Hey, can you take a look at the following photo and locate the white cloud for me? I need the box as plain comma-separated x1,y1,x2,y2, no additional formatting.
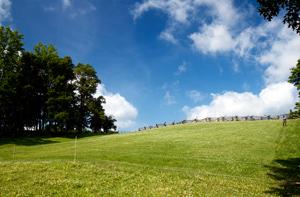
0,0,11,24
259,26,300,84
189,19,282,56
183,82,298,120
132,0,193,24
132,0,238,44
193,0,239,26
160,29,177,44
164,91,176,105
188,17,300,85
62,0,71,9
233,27,255,57
95,84,138,129
186,90,204,103
190,24,235,54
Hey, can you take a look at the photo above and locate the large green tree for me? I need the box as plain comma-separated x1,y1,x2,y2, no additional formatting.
257,0,300,35
73,63,100,132
33,43,77,132
0,26,24,136
18,51,45,131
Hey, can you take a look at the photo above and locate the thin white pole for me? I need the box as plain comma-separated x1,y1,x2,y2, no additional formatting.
74,136,77,162
12,144,16,161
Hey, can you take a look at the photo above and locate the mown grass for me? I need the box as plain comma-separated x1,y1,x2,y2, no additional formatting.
0,120,299,196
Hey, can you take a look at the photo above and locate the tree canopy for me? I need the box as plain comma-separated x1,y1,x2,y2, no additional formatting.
257,0,300,35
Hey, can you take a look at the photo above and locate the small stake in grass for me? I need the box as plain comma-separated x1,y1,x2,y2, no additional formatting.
12,144,16,161
74,136,77,162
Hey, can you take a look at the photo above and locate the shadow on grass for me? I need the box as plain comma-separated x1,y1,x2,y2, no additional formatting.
0,132,119,146
265,158,300,196
0,137,59,146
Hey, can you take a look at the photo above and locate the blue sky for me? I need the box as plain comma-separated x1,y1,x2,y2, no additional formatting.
1,0,299,131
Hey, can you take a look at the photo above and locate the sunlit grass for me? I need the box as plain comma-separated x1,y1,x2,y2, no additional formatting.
0,120,299,196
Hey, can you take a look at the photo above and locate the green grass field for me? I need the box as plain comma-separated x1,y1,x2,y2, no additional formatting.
0,120,299,196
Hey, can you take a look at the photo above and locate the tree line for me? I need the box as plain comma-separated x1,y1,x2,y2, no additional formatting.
0,26,116,137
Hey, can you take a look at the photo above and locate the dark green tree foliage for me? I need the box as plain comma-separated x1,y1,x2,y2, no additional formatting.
103,116,117,133
0,26,24,136
288,59,300,117
37,45,76,132
73,64,116,133
19,52,45,131
89,96,106,132
74,64,100,132
0,27,116,136
257,0,300,35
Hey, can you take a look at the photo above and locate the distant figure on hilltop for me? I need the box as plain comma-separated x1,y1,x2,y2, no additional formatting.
282,115,287,127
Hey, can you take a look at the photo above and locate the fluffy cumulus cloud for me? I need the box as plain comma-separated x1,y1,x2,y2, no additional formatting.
0,0,11,24
133,0,300,119
94,85,138,129
183,82,298,119
190,24,235,54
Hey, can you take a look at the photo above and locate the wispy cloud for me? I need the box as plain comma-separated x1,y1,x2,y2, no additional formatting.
0,0,11,24
132,0,239,45
44,0,96,18
62,0,71,9
186,90,204,103
164,91,176,105
132,0,192,24
232,61,240,73
175,62,187,75
160,29,177,44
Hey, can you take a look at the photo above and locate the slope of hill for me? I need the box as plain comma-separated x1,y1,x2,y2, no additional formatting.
0,120,299,196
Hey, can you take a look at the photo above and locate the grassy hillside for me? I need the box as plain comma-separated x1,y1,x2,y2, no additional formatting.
0,120,299,196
